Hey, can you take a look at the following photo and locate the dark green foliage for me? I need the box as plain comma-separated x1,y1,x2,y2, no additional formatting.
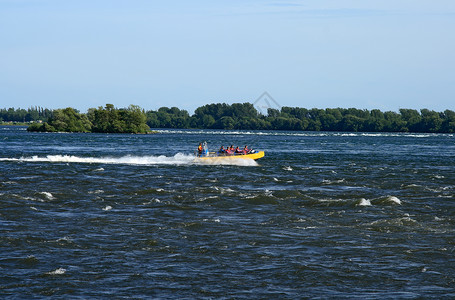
1,106,52,123
27,107,91,132
161,103,453,133
89,104,150,133
1,102,450,133
27,104,150,133
146,107,190,129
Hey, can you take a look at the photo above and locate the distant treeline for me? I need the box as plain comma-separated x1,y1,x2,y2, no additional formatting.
0,107,52,123
2,103,455,133
147,103,455,133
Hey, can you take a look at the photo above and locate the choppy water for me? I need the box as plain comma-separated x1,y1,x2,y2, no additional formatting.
1,126,455,298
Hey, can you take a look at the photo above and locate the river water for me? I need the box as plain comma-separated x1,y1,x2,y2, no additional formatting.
1,126,454,298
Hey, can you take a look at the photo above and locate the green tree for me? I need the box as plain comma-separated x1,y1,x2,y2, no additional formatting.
441,110,455,133
399,109,421,132
420,109,442,133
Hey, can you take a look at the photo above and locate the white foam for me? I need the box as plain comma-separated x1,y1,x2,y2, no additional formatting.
322,179,346,185
195,157,259,166
1,153,258,166
39,192,55,200
2,181,17,185
103,205,112,211
88,189,104,194
56,236,72,243
283,166,293,171
358,198,371,206
155,129,451,138
46,268,66,275
387,196,402,205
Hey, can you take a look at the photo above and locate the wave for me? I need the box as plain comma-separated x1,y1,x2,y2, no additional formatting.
155,129,453,138
46,268,66,275
0,153,258,166
38,192,55,200
357,198,372,206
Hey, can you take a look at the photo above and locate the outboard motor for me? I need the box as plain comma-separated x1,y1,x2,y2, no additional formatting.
202,141,208,156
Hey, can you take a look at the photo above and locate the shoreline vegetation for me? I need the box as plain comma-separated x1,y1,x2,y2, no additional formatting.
1,103,455,134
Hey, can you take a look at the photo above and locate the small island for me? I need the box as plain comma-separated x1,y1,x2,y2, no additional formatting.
27,104,151,134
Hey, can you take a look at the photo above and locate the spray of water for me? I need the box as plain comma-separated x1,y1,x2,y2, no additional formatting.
0,153,258,166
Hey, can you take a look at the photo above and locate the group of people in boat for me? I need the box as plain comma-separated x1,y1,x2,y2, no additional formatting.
197,143,254,157
218,145,253,156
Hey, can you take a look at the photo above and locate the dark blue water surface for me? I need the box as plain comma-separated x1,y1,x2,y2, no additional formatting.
1,126,455,298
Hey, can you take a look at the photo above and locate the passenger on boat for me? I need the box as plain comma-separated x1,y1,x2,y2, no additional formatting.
243,145,249,154
235,146,242,154
218,146,226,155
226,145,234,155
197,143,203,157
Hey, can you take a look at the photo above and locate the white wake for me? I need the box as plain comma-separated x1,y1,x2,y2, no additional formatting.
0,153,258,166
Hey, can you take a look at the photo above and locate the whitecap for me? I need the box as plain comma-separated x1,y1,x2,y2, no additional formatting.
103,205,112,211
403,184,420,188
2,181,17,185
56,236,72,243
39,192,55,200
358,198,371,206
46,268,66,275
387,196,402,205
283,166,293,171
88,189,104,194
322,179,345,185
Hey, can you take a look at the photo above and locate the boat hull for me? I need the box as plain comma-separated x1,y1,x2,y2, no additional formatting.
196,151,265,161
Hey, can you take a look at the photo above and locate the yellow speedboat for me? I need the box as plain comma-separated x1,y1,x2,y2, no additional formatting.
196,151,265,162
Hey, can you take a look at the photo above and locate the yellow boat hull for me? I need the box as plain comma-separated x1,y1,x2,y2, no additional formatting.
196,151,265,161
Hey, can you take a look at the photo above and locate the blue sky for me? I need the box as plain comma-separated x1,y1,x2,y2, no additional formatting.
1,0,454,113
